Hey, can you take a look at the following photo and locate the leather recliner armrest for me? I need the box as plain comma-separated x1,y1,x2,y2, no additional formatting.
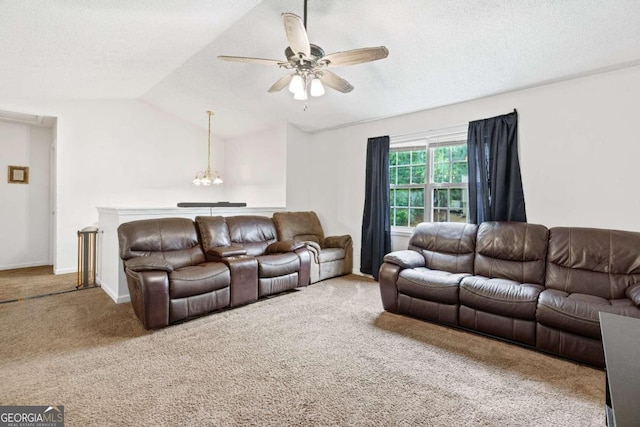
383,250,425,269
296,241,321,264
125,256,174,273
324,234,352,249
266,240,305,254
207,246,247,258
626,283,640,307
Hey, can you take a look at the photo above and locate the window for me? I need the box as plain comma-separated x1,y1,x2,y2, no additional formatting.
390,127,469,227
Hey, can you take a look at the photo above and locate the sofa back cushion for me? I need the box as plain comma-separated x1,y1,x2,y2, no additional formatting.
273,211,325,247
474,221,548,285
195,216,231,252
408,222,478,274
225,215,277,256
118,218,205,269
546,227,640,299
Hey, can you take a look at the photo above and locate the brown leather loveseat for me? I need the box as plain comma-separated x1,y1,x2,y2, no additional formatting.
379,221,640,367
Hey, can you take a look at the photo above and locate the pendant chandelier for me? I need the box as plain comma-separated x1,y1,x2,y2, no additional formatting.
192,111,223,186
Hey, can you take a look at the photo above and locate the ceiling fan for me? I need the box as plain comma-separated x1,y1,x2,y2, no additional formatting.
218,0,389,100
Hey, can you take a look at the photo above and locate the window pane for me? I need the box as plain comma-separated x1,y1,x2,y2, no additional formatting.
389,166,397,185
449,188,462,208
412,150,426,165
433,146,450,163
451,162,468,183
395,208,409,227
389,189,395,207
451,145,467,161
410,208,425,227
410,188,424,207
396,189,409,207
397,151,410,165
390,207,396,226
411,166,425,184
433,163,451,183
434,189,448,207
389,151,397,166
397,166,410,184
450,209,467,223
433,209,448,222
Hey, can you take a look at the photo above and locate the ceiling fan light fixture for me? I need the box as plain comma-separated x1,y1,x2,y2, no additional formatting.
310,77,325,97
289,74,304,93
293,87,308,100
218,0,389,99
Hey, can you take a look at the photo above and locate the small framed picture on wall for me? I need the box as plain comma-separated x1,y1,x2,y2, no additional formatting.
8,165,29,184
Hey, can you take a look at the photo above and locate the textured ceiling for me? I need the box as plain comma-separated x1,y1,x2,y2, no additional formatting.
2,1,640,137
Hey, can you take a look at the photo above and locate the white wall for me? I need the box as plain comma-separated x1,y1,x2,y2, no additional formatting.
285,123,313,212
0,99,227,274
3,64,639,277
286,65,640,272
0,121,52,269
223,122,287,207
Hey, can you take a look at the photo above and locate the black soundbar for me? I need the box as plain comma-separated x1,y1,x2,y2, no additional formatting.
177,202,247,208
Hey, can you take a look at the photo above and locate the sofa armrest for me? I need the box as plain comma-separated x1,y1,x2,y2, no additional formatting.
626,283,640,307
125,269,170,329
266,240,305,254
300,240,321,264
207,246,247,258
383,250,425,269
124,256,174,273
324,234,352,249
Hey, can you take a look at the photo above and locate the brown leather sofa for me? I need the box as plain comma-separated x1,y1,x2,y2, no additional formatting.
118,215,312,329
379,221,640,367
273,211,353,283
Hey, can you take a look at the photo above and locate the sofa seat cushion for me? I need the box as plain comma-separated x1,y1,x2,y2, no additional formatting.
397,268,469,305
169,262,230,299
460,276,544,320
318,248,345,263
257,253,300,278
536,289,640,339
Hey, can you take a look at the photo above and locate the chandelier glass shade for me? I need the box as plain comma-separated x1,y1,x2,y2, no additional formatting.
192,111,223,186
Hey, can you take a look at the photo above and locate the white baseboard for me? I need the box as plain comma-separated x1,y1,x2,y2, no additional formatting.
0,261,51,271
54,267,76,275
99,280,130,304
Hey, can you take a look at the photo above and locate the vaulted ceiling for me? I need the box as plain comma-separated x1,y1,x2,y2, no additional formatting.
2,0,640,137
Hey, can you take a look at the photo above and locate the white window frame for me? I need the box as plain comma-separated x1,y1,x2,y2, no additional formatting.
390,124,469,235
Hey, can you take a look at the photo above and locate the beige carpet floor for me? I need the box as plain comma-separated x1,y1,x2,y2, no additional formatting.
0,265,78,302
0,275,604,426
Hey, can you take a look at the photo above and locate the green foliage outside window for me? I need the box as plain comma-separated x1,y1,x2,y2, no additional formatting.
390,143,468,227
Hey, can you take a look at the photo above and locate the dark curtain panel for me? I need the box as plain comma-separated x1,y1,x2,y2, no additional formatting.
467,110,526,223
361,135,391,280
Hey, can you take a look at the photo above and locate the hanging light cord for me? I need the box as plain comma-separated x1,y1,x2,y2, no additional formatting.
206,111,213,175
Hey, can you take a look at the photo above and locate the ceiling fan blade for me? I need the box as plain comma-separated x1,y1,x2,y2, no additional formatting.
268,74,294,93
318,71,354,93
282,13,311,57
321,46,389,67
218,55,284,66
